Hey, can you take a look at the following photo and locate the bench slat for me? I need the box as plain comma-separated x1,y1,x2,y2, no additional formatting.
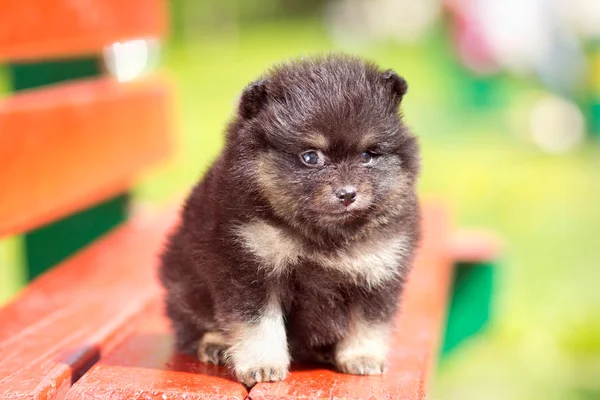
0,210,177,399
0,77,172,237
65,301,249,400
449,228,502,263
250,203,452,400
0,0,166,61
65,204,450,400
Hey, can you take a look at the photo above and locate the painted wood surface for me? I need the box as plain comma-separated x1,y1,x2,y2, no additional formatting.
65,301,249,400
0,0,167,61
0,210,177,399
0,77,172,237
449,228,502,263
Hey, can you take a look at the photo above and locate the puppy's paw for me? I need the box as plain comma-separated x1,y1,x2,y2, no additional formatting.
336,356,386,375
236,365,288,387
197,332,229,365
198,342,228,365
227,309,290,387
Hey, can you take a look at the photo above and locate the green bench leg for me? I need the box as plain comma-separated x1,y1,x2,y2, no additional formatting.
24,195,129,280
441,260,496,355
589,40,600,139
8,58,130,280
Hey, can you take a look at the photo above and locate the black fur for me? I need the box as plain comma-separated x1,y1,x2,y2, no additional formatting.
159,53,421,380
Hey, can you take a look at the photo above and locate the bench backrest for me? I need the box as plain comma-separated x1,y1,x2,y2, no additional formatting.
0,0,172,293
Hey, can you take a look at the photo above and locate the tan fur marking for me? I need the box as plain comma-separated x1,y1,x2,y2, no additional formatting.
237,219,409,285
235,221,303,276
255,154,298,217
358,131,378,149
200,331,228,346
316,234,410,287
304,133,329,150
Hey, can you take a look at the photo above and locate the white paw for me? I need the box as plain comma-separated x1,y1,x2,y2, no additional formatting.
227,295,290,387
236,364,288,387
337,356,386,375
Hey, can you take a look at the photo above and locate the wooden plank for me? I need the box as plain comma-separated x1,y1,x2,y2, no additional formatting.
249,203,452,400
0,209,177,400
65,302,249,400
0,0,167,62
449,228,502,263
0,77,172,237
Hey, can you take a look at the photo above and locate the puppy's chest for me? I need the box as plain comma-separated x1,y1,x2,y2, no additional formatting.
235,221,411,287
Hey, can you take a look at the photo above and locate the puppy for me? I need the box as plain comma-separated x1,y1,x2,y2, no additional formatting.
159,53,421,387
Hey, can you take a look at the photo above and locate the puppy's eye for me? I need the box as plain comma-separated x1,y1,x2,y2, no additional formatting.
360,151,374,165
300,150,322,167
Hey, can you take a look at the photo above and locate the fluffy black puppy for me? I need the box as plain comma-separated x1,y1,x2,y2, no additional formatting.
159,54,421,387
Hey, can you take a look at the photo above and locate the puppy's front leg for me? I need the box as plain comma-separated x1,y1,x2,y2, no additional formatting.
226,293,290,387
335,306,392,375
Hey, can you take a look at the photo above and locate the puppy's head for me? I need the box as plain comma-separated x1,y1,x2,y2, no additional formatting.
232,54,420,238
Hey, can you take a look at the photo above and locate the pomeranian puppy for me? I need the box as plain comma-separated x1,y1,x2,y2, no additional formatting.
159,53,421,387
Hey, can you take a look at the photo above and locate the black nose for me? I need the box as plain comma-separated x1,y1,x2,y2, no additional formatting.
335,187,357,206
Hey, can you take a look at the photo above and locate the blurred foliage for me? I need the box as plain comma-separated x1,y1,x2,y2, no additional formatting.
169,0,327,40
0,66,8,95
0,237,24,304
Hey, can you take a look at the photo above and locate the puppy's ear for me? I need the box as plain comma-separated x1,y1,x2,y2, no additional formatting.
239,79,268,119
381,69,408,106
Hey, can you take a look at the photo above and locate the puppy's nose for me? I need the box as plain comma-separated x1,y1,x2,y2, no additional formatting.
335,187,357,206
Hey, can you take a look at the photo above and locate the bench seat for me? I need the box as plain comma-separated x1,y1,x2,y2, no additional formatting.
62,203,451,400
0,202,500,399
0,210,177,399
64,301,248,400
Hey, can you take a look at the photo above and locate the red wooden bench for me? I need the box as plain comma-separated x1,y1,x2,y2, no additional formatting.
0,1,500,399
65,204,455,400
0,0,167,61
0,200,497,400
